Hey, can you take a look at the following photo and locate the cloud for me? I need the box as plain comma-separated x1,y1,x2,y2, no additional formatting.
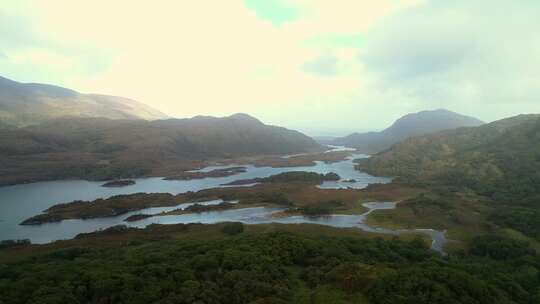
302,54,339,76
0,0,410,119
1,0,538,133
244,0,301,25
360,0,540,121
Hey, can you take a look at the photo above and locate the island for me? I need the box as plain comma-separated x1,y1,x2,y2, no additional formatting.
237,151,353,168
123,214,154,222
124,202,238,222
20,193,177,225
20,171,415,226
164,167,247,180
222,171,340,186
101,180,136,187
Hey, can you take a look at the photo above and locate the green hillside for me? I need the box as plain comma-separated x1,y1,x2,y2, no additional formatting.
0,114,322,185
358,114,540,241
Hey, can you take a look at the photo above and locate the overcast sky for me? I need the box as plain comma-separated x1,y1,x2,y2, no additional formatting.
1,0,539,135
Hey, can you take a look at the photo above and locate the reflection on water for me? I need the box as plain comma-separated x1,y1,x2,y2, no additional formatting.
0,146,391,242
128,201,446,254
280,144,355,159
0,144,447,253
128,199,238,216
0,196,447,254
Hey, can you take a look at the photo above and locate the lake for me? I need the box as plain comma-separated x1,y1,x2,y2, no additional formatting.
0,147,447,250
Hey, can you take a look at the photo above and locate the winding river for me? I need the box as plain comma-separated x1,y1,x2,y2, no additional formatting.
0,146,446,253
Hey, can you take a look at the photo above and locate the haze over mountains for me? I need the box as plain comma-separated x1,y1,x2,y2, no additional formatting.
0,75,329,185
0,75,167,127
330,109,484,154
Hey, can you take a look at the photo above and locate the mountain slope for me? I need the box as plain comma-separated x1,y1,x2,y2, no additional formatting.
0,114,323,185
0,75,167,127
357,114,540,204
332,109,484,154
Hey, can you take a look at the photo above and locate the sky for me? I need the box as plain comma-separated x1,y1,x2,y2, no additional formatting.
1,0,539,135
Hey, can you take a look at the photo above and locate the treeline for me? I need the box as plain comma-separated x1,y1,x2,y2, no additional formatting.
0,229,539,303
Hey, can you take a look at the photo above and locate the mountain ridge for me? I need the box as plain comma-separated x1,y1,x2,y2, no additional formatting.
357,113,540,205
0,113,323,185
331,109,484,154
0,75,168,127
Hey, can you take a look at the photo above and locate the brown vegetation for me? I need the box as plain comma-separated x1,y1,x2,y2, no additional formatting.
20,174,421,225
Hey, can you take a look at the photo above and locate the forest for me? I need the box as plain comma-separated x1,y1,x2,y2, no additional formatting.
0,223,539,304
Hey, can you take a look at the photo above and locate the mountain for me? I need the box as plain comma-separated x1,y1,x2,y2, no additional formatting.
0,113,323,185
331,109,484,154
357,114,540,205
0,75,167,127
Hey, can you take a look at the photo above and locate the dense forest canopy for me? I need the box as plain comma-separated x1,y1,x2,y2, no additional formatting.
1,225,539,304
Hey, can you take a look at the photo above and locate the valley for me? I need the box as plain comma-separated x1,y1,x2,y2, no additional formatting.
1,77,539,303
3,3,540,301
2,115,540,303
2,114,539,258
0,148,394,243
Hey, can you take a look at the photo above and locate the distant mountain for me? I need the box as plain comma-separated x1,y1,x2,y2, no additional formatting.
0,113,323,185
331,109,484,154
0,75,167,127
357,114,540,205
312,136,337,142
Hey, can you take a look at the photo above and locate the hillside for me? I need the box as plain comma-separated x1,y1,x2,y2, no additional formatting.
0,75,167,127
0,114,323,185
332,109,484,154
357,114,540,205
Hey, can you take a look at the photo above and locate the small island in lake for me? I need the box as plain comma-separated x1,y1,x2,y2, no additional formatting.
223,171,340,186
124,202,238,222
20,171,403,226
164,167,247,180
182,202,237,213
101,180,136,187
124,214,154,222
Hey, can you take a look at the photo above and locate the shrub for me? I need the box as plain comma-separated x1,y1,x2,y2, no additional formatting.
222,222,244,235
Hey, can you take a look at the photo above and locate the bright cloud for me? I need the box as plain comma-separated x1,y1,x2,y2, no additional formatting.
1,0,539,134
